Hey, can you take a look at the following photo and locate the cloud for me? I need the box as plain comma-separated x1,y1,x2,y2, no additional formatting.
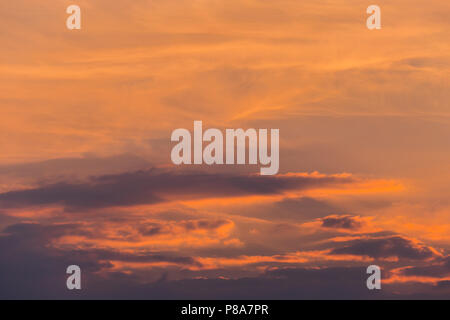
0,154,150,182
0,221,202,299
393,256,450,279
1,222,91,246
330,236,440,261
6,260,446,299
268,197,343,221
321,215,364,230
80,249,200,267
0,169,356,210
137,219,234,238
1,0,449,299
436,281,450,289
0,219,448,299
135,266,381,300
0,222,199,266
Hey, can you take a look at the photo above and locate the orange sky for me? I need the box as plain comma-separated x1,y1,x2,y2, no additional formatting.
0,0,449,299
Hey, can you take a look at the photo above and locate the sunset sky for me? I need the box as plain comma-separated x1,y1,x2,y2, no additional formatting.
0,0,449,299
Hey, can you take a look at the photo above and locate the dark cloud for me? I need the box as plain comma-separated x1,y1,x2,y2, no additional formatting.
0,179,163,210
0,235,381,300
396,57,450,69
330,236,438,260
0,212,20,228
137,219,231,237
215,196,344,224
7,262,445,299
0,222,107,299
2,222,92,246
81,249,200,267
127,267,382,300
0,154,150,180
0,169,355,211
182,219,230,231
321,215,363,230
0,221,448,299
139,223,164,236
436,281,450,289
1,222,198,266
0,222,200,299
273,197,342,221
396,256,450,278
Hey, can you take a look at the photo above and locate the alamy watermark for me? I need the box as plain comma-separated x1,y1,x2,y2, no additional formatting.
66,265,81,290
66,5,81,30
366,5,381,30
171,121,279,175
366,265,381,290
